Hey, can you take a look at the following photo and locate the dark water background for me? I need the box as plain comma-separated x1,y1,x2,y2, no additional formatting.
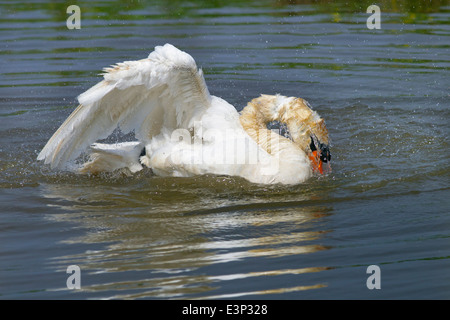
0,0,449,299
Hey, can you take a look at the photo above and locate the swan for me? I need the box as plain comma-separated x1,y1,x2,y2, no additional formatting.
37,44,331,185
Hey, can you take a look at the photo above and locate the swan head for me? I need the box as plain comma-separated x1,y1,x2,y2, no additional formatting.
264,95,330,174
240,94,332,174
308,134,331,174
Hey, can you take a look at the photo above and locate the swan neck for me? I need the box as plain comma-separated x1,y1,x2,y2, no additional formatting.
239,95,302,155
240,95,317,151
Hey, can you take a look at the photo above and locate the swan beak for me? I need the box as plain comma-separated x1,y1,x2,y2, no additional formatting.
309,151,324,174
308,140,331,174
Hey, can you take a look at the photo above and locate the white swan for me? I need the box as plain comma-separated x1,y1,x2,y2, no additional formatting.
38,44,331,185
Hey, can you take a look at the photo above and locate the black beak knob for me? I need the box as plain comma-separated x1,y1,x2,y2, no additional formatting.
320,144,331,163
310,136,317,152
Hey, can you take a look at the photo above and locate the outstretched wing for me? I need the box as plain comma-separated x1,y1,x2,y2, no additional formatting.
37,44,212,169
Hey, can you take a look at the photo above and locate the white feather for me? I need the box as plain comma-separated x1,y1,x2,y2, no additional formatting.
38,44,318,184
38,44,211,169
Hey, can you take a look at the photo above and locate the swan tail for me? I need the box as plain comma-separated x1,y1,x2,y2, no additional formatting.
79,141,145,174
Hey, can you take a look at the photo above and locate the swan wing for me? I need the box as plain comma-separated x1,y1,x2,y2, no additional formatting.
37,44,212,169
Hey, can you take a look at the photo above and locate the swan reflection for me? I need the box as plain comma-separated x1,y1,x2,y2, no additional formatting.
41,176,333,298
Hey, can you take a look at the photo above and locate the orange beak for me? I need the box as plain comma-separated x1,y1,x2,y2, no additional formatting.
309,150,324,174
309,136,331,174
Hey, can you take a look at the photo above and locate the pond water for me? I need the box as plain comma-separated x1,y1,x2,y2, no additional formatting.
1,0,449,300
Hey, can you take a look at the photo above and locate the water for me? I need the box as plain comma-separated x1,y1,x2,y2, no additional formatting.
1,0,449,300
